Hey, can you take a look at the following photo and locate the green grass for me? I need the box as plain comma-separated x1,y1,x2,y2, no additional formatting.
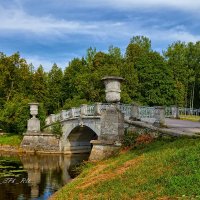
0,134,22,146
179,115,200,122
52,137,200,200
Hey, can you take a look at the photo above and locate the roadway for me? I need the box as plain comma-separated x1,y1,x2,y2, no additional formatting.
165,118,200,134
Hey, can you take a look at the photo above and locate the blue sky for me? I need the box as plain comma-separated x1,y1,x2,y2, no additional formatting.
1,0,200,71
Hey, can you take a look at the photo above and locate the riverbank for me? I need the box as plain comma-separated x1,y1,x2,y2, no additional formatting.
0,134,22,146
0,134,24,153
0,134,60,154
51,137,200,200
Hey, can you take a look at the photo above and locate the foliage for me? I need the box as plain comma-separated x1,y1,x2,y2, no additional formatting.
63,97,89,110
51,122,62,136
122,129,139,147
0,96,46,134
1,35,200,134
122,128,155,148
47,64,63,114
135,133,154,147
0,96,30,134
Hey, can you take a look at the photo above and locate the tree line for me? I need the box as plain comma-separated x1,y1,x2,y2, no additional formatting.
1,36,200,134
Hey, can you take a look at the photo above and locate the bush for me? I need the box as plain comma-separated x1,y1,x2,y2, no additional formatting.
122,128,155,148
135,134,154,146
51,122,62,136
122,130,139,147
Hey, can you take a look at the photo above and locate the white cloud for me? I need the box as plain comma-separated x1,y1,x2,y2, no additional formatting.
71,0,200,11
25,55,69,71
0,8,95,35
0,4,199,45
1,1,200,68
0,6,138,39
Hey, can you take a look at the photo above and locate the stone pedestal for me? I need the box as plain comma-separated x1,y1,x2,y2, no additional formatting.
27,118,40,133
20,133,60,153
21,102,60,152
130,103,140,121
89,140,121,161
89,105,124,161
94,102,102,115
100,105,124,142
153,106,165,127
171,106,180,119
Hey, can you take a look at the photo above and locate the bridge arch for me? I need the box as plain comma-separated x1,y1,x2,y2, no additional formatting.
61,118,101,153
68,125,98,144
61,118,101,140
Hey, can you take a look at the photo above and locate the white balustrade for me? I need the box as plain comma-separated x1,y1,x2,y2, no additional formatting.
119,104,132,117
45,103,200,126
139,107,155,119
74,108,81,117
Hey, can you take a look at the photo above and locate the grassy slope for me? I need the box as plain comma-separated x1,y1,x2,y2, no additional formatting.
52,137,200,200
0,134,22,146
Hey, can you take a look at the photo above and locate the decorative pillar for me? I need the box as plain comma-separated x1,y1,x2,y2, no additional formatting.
94,102,102,115
27,103,40,133
171,106,179,119
130,102,140,121
153,106,165,127
80,104,87,116
60,110,66,120
70,107,76,118
90,76,125,161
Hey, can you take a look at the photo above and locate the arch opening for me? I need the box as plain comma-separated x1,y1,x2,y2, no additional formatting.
67,125,98,154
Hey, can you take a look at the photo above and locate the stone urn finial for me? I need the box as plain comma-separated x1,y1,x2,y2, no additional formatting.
28,103,39,118
27,103,40,133
101,76,124,103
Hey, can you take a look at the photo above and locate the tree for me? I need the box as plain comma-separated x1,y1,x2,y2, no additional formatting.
164,41,190,106
32,65,48,103
186,42,200,108
130,36,151,52
47,63,63,114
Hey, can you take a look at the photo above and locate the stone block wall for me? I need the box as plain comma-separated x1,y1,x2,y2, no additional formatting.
20,133,60,153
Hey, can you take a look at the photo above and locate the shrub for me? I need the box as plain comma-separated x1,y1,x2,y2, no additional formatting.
122,128,155,148
135,133,154,146
122,130,139,147
51,122,62,136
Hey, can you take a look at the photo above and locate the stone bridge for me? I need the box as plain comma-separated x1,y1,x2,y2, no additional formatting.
21,76,200,160
44,103,177,154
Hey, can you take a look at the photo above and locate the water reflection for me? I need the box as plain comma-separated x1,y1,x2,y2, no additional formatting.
0,153,89,200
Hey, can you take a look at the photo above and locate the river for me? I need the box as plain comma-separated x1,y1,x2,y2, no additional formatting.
0,152,90,200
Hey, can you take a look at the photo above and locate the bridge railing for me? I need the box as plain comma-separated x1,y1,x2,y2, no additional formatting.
139,106,155,119
165,106,200,118
45,104,200,126
45,103,133,125
118,104,132,117
86,105,95,116
178,107,200,116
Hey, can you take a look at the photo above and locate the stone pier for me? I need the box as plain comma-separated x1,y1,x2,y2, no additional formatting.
89,76,124,161
21,103,60,153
